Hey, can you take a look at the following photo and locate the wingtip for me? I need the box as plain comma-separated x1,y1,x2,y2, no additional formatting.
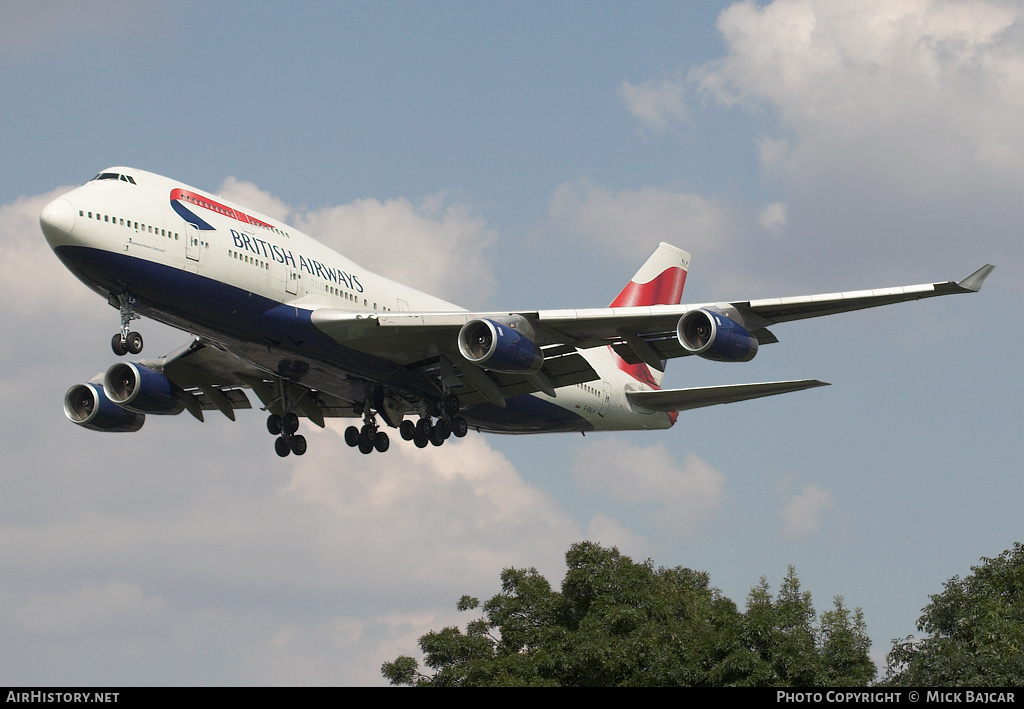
958,264,995,292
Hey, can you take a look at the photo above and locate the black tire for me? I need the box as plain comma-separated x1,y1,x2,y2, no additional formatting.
414,433,429,448
415,418,431,439
111,334,128,356
358,439,374,454
429,425,445,447
290,435,307,456
283,411,299,435
344,426,360,447
374,431,390,453
275,437,290,457
430,399,444,417
452,416,469,438
443,394,461,417
267,414,283,436
360,424,376,445
434,418,451,441
126,331,143,354
399,420,416,441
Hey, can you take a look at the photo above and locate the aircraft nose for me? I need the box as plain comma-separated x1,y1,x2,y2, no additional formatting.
40,197,76,244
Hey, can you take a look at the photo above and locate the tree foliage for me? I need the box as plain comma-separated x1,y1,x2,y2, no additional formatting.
885,543,1024,687
382,542,874,687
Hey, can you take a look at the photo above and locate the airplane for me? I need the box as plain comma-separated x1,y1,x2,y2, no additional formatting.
40,167,994,457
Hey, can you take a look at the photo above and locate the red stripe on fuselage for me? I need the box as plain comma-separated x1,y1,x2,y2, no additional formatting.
169,188,278,230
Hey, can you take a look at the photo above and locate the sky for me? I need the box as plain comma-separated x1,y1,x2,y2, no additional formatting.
1,0,1021,686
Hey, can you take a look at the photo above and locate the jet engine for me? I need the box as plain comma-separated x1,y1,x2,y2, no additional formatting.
103,362,187,415
64,382,145,432
677,309,758,362
458,318,543,373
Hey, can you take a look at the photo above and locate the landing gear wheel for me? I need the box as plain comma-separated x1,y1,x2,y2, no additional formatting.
344,426,360,447
429,423,446,447
126,331,143,355
443,394,461,418
358,439,374,454
275,437,291,457
360,424,376,446
267,414,283,436
111,334,128,356
415,418,431,439
434,419,451,441
414,434,429,449
289,435,307,456
373,431,390,453
452,416,469,438
430,399,444,417
282,412,299,435
399,420,416,441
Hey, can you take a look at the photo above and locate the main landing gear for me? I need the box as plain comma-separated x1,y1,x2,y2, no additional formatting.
111,294,143,356
268,411,307,457
344,394,468,454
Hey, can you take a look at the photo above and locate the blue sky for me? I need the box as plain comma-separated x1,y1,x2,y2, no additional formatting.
1,0,1021,685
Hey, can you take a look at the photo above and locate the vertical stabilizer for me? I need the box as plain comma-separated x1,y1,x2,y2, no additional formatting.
609,242,690,308
608,243,691,388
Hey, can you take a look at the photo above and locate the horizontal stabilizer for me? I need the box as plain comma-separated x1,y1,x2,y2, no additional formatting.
626,379,829,412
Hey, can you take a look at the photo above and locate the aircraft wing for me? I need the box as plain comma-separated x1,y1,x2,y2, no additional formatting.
309,265,993,401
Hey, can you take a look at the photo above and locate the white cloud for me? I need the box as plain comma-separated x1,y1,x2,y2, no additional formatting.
0,188,101,315
618,75,689,134
548,179,736,260
573,440,725,539
759,202,787,234
780,483,835,540
217,177,291,222
693,0,1024,195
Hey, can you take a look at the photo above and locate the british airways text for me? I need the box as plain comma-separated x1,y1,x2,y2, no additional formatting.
231,229,363,292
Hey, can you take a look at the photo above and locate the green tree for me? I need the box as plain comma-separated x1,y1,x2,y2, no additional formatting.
382,542,875,686
885,543,1024,687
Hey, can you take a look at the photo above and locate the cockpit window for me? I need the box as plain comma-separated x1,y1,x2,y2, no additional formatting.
92,172,136,184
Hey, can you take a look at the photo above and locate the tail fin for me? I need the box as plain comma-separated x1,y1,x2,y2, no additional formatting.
609,242,690,308
608,243,691,389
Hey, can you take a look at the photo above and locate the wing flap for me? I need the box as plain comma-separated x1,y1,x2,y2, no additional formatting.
626,379,829,412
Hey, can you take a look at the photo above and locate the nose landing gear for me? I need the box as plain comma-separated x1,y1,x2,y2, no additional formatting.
111,293,143,356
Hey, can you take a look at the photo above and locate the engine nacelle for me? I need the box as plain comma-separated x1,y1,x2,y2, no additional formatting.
677,309,758,362
458,318,543,373
103,363,187,415
64,383,145,432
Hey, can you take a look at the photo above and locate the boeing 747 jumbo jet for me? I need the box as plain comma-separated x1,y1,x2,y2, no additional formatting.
40,168,993,457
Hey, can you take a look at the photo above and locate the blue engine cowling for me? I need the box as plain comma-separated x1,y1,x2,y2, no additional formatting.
103,363,187,415
458,318,544,373
64,382,145,432
677,309,759,362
